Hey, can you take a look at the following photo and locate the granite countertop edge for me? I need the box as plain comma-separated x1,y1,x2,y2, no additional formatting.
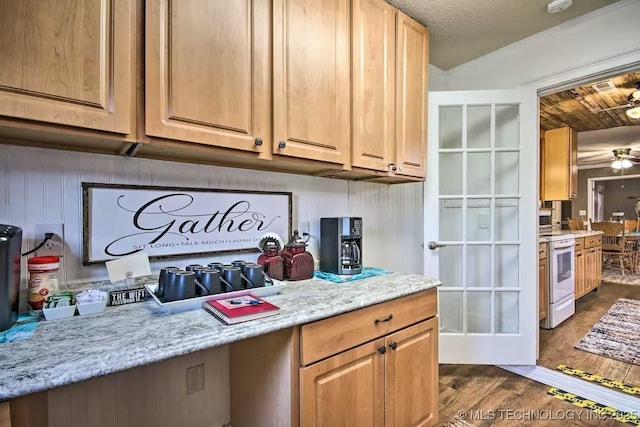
0,273,440,401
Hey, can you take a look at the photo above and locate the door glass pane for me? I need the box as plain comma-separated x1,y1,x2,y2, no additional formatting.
467,291,491,333
495,198,519,241
467,105,491,149
467,245,491,287
467,199,491,241
495,245,518,287
439,106,463,149
439,246,463,287
496,152,519,194
440,199,462,241
440,153,462,195
496,291,519,334
495,105,519,148
439,291,463,333
467,152,491,195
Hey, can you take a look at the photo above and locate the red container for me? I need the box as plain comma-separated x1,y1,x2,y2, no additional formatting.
281,230,314,281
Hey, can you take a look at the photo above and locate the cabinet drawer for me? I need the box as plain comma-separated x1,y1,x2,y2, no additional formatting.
300,288,437,366
574,237,584,251
538,243,547,260
585,235,601,249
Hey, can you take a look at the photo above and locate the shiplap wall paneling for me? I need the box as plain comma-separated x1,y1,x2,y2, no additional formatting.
0,145,426,286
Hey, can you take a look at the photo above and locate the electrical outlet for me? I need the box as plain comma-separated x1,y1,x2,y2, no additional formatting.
34,224,64,257
299,221,310,235
579,210,587,216
186,364,205,394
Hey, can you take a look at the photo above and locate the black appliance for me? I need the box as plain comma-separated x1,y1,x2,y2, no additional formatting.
320,217,362,275
0,225,22,332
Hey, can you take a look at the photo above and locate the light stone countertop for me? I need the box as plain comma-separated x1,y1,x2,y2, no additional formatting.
539,230,604,243
0,273,439,401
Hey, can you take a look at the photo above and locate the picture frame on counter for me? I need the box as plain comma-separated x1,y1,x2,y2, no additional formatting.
82,183,292,265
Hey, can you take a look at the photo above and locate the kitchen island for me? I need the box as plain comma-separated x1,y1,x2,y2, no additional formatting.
1,273,440,427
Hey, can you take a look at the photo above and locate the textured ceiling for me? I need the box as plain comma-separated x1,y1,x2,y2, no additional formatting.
386,0,619,70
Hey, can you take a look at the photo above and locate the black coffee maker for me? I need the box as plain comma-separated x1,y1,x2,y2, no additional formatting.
320,217,362,275
0,225,22,332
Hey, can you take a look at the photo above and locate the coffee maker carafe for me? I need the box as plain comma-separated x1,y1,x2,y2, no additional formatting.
320,217,362,275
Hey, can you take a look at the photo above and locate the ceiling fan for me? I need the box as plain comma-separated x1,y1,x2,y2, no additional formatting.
611,148,640,170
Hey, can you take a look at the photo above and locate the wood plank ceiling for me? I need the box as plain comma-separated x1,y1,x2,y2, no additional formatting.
540,71,640,131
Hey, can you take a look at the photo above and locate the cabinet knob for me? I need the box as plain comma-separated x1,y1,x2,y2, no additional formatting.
377,346,386,355
374,314,393,324
254,137,263,146
388,163,397,172
389,342,397,350
278,141,286,149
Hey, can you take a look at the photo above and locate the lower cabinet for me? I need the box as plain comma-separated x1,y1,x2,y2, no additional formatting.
300,318,438,427
575,235,602,300
231,288,439,427
538,243,548,321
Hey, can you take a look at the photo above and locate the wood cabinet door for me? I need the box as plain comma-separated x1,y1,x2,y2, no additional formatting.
587,247,599,292
0,0,134,134
569,127,578,199
575,251,585,299
385,317,438,427
300,338,385,427
395,12,428,178
273,0,350,164
145,0,270,153
542,127,577,200
351,0,395,172
596,246,602,286
539,259,548,321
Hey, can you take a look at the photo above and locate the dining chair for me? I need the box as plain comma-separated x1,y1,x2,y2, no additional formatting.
590,221,635,275
567,217,585,231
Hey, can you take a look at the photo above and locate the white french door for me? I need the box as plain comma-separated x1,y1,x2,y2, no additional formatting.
425,90,538,365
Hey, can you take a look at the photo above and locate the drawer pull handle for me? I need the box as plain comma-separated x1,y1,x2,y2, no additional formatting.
374,314,393,324
389,341,397,350
377,345,386,355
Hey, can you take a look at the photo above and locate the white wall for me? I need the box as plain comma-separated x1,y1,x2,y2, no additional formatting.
0,145,423,287
429,64,448,90
444,0,640,90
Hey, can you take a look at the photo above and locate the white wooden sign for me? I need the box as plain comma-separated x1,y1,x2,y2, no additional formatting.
82,183,292,264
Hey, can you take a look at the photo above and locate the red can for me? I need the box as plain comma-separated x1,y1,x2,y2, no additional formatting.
28,256,60,310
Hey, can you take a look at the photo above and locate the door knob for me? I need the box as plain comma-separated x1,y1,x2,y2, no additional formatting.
427,241,447,250
389,342,397,350
377,346,386,355
278,141,286,149
254,137,263,146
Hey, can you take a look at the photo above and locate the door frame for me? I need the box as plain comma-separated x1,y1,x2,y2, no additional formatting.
586,174,640,223
499,55,640,411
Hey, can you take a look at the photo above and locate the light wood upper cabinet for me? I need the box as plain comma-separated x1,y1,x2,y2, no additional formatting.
273,0,350,165
541,126,578,200
145,0,270,154
385,318,438,427
351,4,428,179
0,0,134,134
351,0,395,172
395,12,428,178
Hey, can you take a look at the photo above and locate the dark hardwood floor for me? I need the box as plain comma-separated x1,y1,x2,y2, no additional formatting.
538,281,640,385
437,282,639,427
